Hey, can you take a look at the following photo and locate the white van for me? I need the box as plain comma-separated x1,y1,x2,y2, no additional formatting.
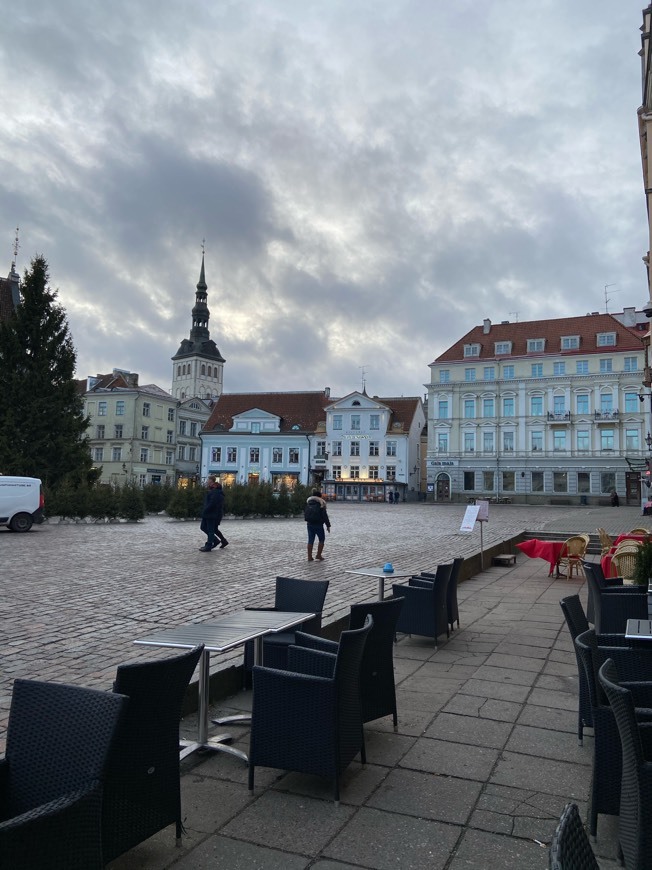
0,476,44,532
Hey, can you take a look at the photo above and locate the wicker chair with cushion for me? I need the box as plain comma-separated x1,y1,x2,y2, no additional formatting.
243,577,329,678
248,615,373,802
0,678,128,870
392,562,451,647
102,644,204,863
574,630,652,837
549,802,599,870
582,569,647,635
558,535,589,579
598,659,652,870
628,528,650,536
293,596,404,730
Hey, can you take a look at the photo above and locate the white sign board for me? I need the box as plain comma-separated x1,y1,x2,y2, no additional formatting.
460,504,480,533
476,499,489,521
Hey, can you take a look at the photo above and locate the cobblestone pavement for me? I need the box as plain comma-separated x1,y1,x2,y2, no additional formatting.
0,502,642,749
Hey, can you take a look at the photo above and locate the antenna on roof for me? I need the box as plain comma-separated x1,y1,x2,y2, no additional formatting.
509,311,519,323
604,283,622,313
11,227,19,270
359,364,369,393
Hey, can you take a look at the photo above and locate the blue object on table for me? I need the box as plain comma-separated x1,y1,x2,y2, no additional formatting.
383,563,394,573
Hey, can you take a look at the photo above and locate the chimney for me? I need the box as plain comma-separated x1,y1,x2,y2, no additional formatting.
622,306,636,326
324,386,330,398
483,318,491,334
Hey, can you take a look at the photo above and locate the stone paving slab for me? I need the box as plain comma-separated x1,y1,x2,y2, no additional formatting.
1,502,644,868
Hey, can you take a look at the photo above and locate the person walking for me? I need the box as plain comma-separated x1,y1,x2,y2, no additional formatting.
199,476,229,551
304,488,331,561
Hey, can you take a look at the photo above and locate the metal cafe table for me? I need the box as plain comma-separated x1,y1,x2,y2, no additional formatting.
345,567,414,601
625,619,652,641
134,609,315,763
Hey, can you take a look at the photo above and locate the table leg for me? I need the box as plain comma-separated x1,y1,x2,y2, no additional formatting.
213,638,262,728
378,577,384,601
180,649,248,763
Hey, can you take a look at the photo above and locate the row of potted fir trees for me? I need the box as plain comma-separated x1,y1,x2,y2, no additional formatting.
43,481,314,523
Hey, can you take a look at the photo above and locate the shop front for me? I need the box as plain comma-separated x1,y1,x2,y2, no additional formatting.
321,480,403,502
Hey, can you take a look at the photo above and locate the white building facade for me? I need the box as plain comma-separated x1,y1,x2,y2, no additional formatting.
427,313,649,505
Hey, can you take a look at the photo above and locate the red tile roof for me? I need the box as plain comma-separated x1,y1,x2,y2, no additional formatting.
204,391,333,433
433,314,645,363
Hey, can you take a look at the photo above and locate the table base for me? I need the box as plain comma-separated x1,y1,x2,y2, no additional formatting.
180,734,249,764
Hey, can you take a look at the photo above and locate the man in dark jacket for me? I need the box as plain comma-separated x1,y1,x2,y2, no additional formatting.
199,477,229,551
304,489,331,561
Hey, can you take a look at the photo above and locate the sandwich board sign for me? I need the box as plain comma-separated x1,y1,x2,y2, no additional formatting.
460,504,479,533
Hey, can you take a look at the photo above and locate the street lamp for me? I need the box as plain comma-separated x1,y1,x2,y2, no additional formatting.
646,433,652,451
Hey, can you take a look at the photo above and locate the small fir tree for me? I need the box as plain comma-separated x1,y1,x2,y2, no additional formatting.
0,255,91,488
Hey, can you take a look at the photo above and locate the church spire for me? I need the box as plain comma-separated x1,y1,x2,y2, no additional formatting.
190,252,210,342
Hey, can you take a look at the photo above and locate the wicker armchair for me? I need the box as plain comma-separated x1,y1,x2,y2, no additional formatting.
597,527,613,556
243,577,329,679
582,560,623,625
392,562,451,647
294,596,404,730
248,615,373,802
575,630,652,837
549,803,599,870
420,557,464,633
583,569,647,634
610,550,639,583
102,644,204,863
628,528,650,536
598,659,652,870
558,536,588,579
0,679,128,870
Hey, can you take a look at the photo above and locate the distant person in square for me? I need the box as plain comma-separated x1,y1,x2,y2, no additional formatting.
199,476,229,551
304,488,331,561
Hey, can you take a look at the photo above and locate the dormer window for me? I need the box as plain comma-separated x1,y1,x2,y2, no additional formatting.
597,332,616,347
464,343,480,357
527,338,545,353
561,335,579,350
495,341,512,355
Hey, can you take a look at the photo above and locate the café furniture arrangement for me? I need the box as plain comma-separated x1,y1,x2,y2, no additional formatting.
598,659,652,870
135,609,316,763
247,575,330,672
248,616,373,803
559,594,594,745
581,563,647,635
391,562,452,648
290,597,404,730
557,534,589,579
344,565,413,601
515,538,567,577
420,556,464,633
0,679,128,870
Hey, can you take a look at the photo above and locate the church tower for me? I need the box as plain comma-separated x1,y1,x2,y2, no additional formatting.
171,253,225,400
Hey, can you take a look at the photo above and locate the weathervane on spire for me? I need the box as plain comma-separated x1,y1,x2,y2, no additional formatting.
11,227,19,270
201,238,206,256
359,364,369,393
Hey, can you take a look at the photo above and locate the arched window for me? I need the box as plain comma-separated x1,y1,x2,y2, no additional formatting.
201,364,206,375
177,365,181,376
208,366,213,378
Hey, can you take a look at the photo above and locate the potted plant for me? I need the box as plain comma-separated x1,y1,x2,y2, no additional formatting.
632,541,652,586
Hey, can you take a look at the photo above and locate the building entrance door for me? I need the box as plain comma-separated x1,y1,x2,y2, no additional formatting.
626,472,640,505
436,473,451,501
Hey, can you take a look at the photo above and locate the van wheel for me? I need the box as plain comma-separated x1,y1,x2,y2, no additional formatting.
9,513,33,532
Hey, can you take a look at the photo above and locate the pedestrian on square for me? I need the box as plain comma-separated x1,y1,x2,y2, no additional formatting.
199,476,229,551
388,490,393,504
304,488,331,561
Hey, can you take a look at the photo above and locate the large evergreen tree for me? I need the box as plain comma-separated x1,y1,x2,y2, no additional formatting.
0,255,91,487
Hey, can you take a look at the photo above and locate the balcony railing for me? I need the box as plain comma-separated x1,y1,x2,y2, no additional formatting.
546,412,571,421
594,410,619,419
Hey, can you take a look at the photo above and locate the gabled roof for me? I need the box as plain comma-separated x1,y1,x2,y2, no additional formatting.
204,391,333,433
371,397,424,431
433,313,645,364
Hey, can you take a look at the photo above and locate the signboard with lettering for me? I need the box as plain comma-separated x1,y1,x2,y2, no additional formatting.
476,499,489,521
460,504,480,533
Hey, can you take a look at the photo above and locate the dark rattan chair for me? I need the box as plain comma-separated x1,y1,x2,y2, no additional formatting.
393,563,451,648
102,644,204,862
549,803,599,870
420,557,463,633
598,658,652,870
582,559,623,625
293,596,404,730
248,615,373,802
243,577,329,678
582,569,647,635
559,595,593,745
574,630,652,837
0,678,128,870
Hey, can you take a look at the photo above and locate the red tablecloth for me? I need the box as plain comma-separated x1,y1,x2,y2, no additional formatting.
516,540,565,576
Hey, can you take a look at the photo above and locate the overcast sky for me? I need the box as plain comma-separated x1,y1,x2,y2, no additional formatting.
1,0,649,399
